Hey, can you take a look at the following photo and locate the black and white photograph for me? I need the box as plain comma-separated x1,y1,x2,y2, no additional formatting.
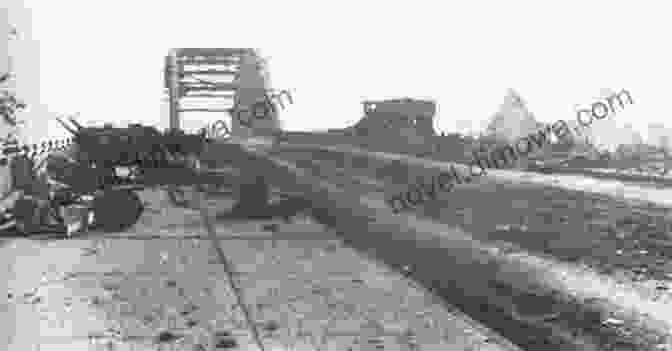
1,1,669,350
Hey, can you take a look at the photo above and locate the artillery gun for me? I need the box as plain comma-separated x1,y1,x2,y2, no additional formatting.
44,116,311,234
47,116,213,232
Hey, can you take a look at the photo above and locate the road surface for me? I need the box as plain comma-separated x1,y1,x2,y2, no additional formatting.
272,144,672,350
1,188,517,351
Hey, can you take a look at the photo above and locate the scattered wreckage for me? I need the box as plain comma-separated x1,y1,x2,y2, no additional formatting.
0,48,309,237
0,116,313,237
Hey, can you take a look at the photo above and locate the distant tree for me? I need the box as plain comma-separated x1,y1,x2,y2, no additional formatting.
485,89,541,142
0,88,26,127
0,27,26,132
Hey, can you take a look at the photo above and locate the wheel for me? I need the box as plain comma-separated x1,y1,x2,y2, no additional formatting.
92,190,144,232
166,186,190,208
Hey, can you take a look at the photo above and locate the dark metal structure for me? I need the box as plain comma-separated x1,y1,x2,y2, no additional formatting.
46,116,218,231
38,114,312,233
164,48,256,131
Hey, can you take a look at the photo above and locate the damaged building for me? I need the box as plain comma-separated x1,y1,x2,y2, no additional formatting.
348,98,437,155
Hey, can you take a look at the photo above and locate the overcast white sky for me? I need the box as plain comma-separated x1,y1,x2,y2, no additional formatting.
2,0,668,143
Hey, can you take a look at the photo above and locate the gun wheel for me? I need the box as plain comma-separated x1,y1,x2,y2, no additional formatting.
93,190,144,232
166,186,191,208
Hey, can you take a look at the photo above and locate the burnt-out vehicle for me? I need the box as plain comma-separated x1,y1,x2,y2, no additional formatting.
37,117,215,233
10,116,314,235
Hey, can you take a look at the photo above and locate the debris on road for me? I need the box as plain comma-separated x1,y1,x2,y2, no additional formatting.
155,330,184,344
603,318,625,326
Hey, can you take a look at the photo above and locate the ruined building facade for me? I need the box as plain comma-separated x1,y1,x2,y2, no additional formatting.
352,98,435,136
347,98,437,154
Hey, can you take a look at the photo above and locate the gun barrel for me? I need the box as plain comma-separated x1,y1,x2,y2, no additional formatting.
56,118,78,135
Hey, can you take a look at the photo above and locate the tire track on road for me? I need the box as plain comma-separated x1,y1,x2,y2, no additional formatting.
272,149,672,350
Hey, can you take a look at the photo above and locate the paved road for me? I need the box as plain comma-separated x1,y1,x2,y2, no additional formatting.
273,146,672,350
1,188,517,351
